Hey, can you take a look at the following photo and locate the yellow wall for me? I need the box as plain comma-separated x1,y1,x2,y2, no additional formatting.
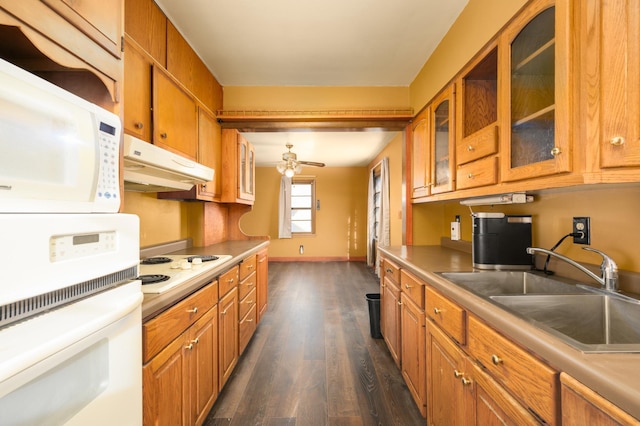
367,132,405,246
425,185,640,272
409,0,528,112
240,166,368,259
223,86,410,110
122,192,190,247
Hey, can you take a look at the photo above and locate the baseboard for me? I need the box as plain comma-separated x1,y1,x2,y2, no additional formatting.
270,256,367,262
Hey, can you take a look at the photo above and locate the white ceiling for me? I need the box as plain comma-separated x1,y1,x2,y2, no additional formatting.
154,0,469,166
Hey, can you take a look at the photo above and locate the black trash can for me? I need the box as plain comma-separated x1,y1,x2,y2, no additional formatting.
365,293,382,339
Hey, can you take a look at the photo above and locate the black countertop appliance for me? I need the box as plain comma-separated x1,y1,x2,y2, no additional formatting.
472,212,532,270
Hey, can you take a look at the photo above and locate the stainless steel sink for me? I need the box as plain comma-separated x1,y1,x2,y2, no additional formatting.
439,271,590,297
490,294,640,353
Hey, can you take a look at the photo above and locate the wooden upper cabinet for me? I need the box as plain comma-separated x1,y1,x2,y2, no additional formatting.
196,107,222,199
41,0,123,59
153,66,198,160
167,21,222,112
411,108,430,199
430,84,456,195
499,0,573,182
123,37,152,141
221,129,255,204
456,43,499,166
591,0,640,169
124,0,166,65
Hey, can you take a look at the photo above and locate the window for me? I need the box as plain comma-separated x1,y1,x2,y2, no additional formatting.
291,178,316,234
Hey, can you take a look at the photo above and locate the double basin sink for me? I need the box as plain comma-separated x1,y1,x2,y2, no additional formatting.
439,271,640,353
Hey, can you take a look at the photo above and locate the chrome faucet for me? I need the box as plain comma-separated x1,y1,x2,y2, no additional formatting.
526,247,619,292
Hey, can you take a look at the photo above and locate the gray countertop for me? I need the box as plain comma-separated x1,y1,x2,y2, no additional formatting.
379,245,640,421
141,239,269,321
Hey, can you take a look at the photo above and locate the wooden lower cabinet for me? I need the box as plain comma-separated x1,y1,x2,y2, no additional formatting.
381,275,401,366
143,305,219,426
257,248,268,322
561,373,639,426
218,286,239,390
427,321,539,425
401,292,426,416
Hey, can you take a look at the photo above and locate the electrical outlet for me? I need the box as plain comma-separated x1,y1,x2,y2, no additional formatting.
573,217,590,245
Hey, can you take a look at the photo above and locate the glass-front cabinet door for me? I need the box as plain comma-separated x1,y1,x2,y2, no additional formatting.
500,0,572,182
430,84,455,194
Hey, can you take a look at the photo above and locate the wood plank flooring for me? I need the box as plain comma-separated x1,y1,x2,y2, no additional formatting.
204,261,424,426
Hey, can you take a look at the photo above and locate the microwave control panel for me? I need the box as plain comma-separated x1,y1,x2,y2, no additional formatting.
96,121,120,205
49,231,116,262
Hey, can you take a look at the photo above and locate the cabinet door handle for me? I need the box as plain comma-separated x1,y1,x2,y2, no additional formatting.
397,300,403,306
222,308,229,315
386,268,392,273
186,307,198,314
550,146,561,156
610,136,625,146
491,354,503,365
160,132,168,139
246,300,254,304
454,370,464,378
134,122,144,129
246,318,254,322
433,308,442,315
185,343,193,350
404,283,413,289
191,338,199,345
247,265,254,269
461,377,472,386
467,173,474,179
228,278,235,284
467,145,474,151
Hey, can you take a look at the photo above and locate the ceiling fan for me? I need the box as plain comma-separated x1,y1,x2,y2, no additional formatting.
276,143,325,177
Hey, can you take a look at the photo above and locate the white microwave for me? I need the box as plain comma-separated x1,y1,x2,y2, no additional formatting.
0,58,121,213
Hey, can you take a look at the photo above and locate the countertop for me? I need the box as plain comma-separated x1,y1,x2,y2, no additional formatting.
379,245,640,421
140,239,269,321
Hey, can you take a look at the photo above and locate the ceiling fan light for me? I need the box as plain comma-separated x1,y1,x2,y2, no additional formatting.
284,167,295,178
276,162,287,174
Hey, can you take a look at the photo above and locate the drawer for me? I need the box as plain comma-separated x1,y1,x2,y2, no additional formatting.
239,254,257,280
456,156,498,190
425,286,466,345
219,266,239,298
143,281,217,362
238,270,256,300
456,124,498,165
383,276,401,298
382,258,401,285
468,315,559,424
239,303,257,354
400,269,425,310
239,286,257,319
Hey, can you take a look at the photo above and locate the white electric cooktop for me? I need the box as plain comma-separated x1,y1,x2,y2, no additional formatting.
138,254,232,294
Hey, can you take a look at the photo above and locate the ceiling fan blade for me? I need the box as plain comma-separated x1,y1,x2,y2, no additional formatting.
298,160,326,167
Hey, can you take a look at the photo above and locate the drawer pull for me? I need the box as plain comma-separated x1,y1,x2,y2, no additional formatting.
610,136,625,146
454,370,464,378
404,283,413,289
491,354,503,365
386,268,392,273
228,278,235,284
246,318,254,322
433,307,442,315
246,300,254,304
186,307,198,314
467,145,474,151
247,265,254,269
467,173,474,179
461,377,472,386
246,282,254,286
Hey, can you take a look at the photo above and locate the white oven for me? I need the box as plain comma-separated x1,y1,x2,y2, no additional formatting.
0,214,142,425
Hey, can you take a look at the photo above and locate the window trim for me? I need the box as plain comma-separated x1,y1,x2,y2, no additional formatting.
291,177,316,235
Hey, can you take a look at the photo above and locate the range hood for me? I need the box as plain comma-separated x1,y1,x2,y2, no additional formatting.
123,135,214,192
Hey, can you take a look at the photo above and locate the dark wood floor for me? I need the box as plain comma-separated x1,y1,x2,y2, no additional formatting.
204,261,425,426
